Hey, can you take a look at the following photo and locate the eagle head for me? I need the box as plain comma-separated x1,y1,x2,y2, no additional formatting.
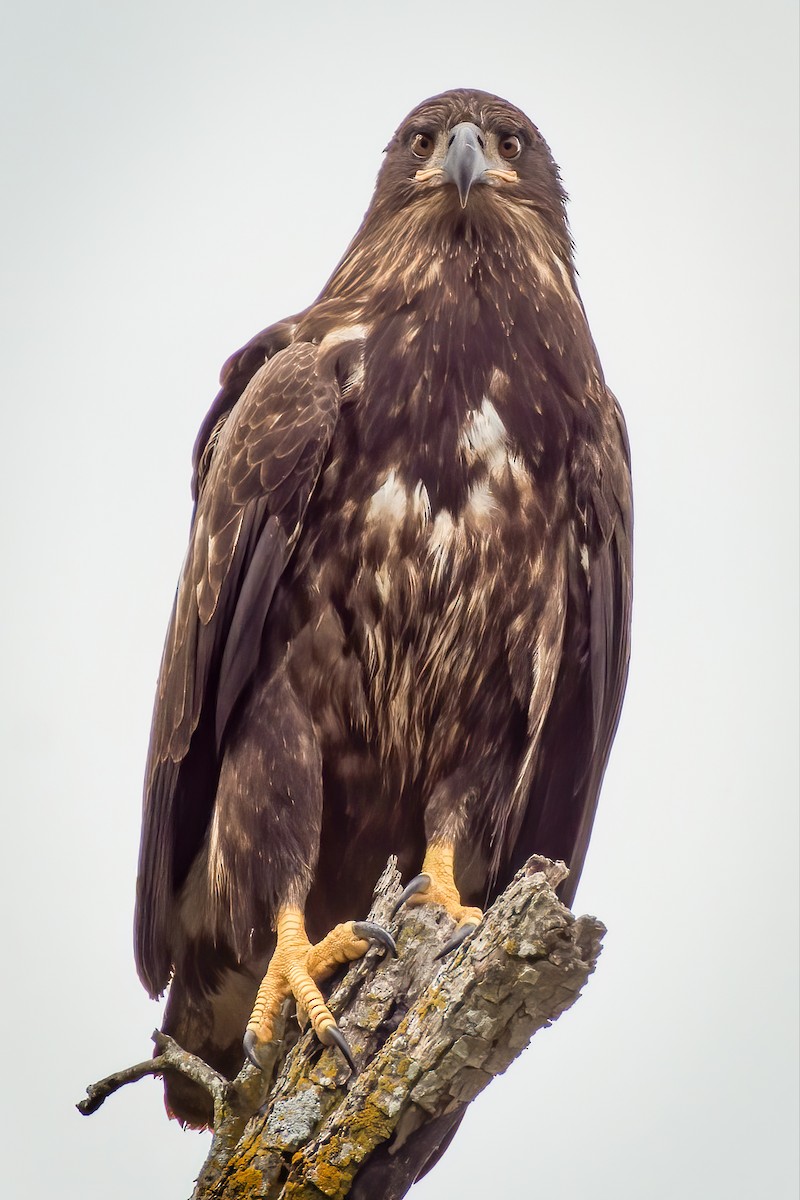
368,89,571,250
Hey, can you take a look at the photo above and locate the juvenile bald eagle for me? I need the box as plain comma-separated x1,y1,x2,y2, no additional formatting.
135,89,632,1132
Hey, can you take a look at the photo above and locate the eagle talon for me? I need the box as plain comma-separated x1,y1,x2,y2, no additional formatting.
320,1023,356,1072
394,844,484,952
351,920,397,956
242,1027,266,1069
435,920,479,959
391,873,432,917
245,908,386,1072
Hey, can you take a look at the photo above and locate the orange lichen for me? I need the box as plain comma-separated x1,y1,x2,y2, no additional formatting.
219,1162,264,1198
303,1158,345,1196
282,1093,398,1199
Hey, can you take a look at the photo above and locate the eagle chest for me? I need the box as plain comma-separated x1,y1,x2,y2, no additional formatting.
295,389,559,770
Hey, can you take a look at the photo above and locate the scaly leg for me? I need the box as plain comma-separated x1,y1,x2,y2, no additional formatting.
393,840,483,956
244,907,395,1070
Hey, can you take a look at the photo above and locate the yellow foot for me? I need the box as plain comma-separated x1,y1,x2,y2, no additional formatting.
393,841,483,956
244,909,395,1071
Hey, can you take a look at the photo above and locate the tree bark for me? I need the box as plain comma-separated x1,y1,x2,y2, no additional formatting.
79,857,604,1199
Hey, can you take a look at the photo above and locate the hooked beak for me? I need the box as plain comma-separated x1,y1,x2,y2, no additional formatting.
442,122,488,208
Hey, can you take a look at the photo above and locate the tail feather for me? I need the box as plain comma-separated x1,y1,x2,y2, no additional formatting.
161,966,261,1128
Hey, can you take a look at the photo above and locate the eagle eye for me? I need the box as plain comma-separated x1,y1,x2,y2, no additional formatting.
498,134,522,160
411,132,435,159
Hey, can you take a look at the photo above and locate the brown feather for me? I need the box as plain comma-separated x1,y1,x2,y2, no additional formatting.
134,88,632,1133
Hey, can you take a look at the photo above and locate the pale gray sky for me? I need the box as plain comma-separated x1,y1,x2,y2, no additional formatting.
1,2,797,1198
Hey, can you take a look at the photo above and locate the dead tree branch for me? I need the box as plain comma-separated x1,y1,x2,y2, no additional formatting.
77,1031,226,1117
79,858,604,1198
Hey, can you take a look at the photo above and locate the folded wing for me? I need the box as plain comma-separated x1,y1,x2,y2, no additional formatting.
135,340,341,996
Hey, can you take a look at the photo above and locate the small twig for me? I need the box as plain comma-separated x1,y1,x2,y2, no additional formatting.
77,1030,226,1117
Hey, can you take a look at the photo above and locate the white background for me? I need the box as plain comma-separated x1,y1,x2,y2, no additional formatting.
1,2,797,1197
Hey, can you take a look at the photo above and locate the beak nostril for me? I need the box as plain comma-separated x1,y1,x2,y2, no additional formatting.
447,134,455,148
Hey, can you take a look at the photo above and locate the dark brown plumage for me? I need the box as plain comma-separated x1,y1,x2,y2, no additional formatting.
134,88,632,1137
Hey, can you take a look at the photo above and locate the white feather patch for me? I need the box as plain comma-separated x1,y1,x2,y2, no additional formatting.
319,323,369,350
460,397,509,471
580,543,590,580
465,478,498,520
366,470,409,525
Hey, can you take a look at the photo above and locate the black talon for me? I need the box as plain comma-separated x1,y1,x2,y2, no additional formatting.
242,1029,262,1069
323,1024,356,1073
435,921,479,960
391,873,431,918
352,920,397,957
